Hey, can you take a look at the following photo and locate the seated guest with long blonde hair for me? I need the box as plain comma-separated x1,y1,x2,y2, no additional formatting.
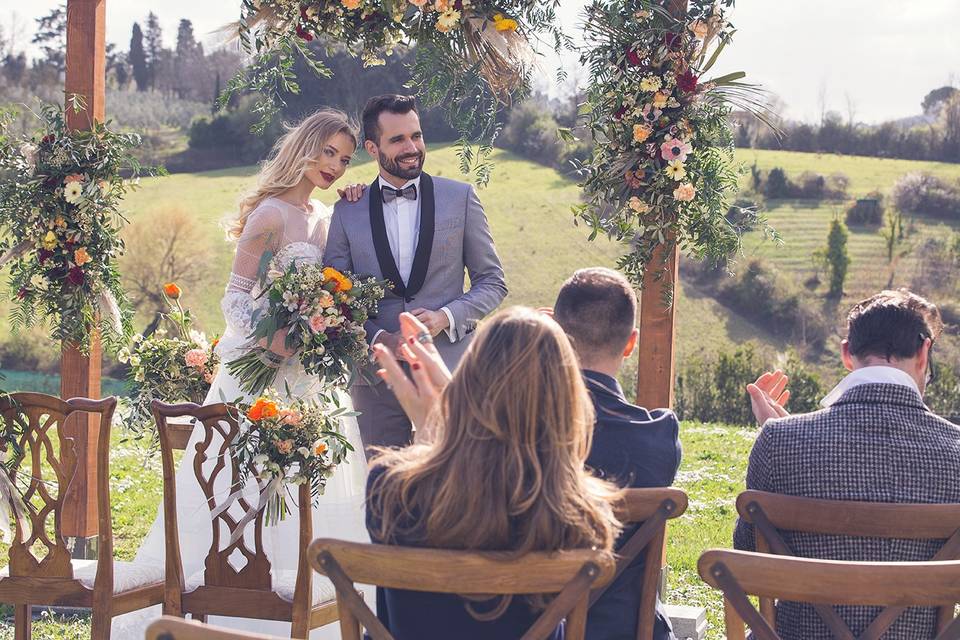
368,307,622,640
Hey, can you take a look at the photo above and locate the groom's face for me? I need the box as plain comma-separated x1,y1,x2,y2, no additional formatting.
366,110,426,182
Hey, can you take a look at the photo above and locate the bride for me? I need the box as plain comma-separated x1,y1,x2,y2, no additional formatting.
113,109,370,638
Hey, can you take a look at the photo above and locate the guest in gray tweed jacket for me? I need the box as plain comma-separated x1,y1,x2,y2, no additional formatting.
324,95,507,452
734,288,960,640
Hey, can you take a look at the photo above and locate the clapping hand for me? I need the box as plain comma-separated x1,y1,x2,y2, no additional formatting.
747,369,791,426
372,313,452,441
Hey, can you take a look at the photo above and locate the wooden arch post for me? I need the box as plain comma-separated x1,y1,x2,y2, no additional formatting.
635,0,688,410
62,0,105,558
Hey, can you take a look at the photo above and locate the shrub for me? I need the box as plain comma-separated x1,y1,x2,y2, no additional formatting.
675,345,825,425
927,363,960,417
845,191,885,226
499,100,566,168
892,172,960,219
763,167,792,198
188,96,285,165
762,167,848,200
719,259,831,349
826,217,850,297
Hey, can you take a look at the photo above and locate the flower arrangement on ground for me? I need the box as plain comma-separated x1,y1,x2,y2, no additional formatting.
0,99,152,351
227,263,387,395
226,0,567,182
575,0,778,286
229,390,353,527
120,284,219,444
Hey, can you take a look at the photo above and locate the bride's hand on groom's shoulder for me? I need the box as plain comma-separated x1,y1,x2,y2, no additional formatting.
336,183,366,203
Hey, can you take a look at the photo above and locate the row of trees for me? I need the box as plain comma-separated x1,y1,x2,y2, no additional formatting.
1,6,240,107
733,87,960,163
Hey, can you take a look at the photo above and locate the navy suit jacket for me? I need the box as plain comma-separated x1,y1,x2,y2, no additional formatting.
583,370,681,640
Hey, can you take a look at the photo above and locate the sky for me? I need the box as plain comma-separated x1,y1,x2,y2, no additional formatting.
5,0,959,124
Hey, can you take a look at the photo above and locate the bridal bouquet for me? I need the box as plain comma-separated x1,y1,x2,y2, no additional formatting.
227,264,387,395
120,283,219,444
226,390,353,528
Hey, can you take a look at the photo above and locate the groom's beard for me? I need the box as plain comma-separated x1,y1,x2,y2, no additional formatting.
379,149,424,181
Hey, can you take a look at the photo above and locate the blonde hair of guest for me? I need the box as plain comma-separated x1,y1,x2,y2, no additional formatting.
225,108,358,240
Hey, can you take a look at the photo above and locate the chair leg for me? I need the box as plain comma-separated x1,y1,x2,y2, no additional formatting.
90,608,112,640
14,604,31,640
292,607,310,638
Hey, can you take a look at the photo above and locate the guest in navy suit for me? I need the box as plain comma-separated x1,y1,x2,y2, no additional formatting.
367,307,623,640
554,268,682,640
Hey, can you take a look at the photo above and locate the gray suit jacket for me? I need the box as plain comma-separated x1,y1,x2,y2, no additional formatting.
323,173,507,382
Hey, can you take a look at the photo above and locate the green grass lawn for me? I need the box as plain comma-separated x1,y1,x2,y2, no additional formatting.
0,420,751,640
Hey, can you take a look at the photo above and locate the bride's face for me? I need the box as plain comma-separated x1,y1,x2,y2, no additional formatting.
304,132,355,190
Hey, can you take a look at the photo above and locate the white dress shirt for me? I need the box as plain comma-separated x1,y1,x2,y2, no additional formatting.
820,365,920,408
375,175,456,343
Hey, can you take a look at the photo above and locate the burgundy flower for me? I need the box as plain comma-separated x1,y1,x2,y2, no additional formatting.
663,32,681,50
67,266,85,286
625,47,643,67
295,24,314,41
17,288,28,300
41,134,55,145
613,105,628,121
37,249,53,264
454,0,463,9
678,69,699,93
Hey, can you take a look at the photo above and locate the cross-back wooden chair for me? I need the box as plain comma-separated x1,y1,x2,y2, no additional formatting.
0,392,164,639
734,490,960,639
308,538,616,640
587,487,688,640
698,549,960,640
147,615,285,639
153,400,339,638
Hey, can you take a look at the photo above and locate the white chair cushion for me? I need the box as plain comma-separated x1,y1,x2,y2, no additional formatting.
0,559,163,594
184,569,336,605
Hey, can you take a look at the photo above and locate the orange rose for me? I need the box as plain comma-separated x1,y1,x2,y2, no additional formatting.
163,282,182,299
247,397,271,421
321,267,353,292
260,401,279,419
314,442,328,455
73,247,92,266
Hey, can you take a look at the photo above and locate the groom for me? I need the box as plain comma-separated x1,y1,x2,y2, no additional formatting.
323,94,507,452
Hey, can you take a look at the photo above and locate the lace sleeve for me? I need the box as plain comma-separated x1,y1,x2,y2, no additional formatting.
221,204,285,336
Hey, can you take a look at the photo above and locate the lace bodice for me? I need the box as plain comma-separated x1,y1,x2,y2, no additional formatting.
221,198,329,340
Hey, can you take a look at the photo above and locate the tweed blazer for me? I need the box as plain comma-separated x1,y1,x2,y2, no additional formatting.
733,383,960,639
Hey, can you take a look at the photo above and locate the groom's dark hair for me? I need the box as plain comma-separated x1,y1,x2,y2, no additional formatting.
362,94,419,143
554,268,637,359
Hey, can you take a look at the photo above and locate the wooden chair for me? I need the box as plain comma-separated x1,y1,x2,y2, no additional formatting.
698,549,960,640
734,490,960,639
308,538,617,640
147,615,284,639
153,400,339,638
587,487,688,640
0,393,164,639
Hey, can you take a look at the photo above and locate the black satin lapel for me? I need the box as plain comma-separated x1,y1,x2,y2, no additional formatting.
405,173,435,301
368,178,405,298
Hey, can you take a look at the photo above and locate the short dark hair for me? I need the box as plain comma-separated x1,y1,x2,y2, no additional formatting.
846,288,943,360
362,94,419,143
554,268,637,359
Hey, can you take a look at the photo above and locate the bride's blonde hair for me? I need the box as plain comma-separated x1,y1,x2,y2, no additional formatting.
227,108,359,240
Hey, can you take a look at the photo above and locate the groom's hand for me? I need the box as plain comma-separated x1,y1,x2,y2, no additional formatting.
372,331,406,361
410,308,450,337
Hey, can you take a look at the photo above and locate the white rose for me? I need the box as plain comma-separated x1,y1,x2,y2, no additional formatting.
132,333,144,344
253,454,269,466
297,446,311,458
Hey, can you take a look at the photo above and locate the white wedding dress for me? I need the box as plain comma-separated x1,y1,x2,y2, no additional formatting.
113,198,369,639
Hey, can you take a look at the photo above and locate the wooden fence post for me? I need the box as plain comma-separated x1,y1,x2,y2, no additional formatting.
62,0,106,558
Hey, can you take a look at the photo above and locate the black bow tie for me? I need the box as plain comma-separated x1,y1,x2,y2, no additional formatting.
381,184,418,203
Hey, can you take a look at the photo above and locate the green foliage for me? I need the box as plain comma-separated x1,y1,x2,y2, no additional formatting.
221,0,568,183
826,216,851,297
892,172,960,219
761,166,849,200
926,362,960,417
188,96,286,165
576,0,771,285
0,101,153,353
676,344,825,425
